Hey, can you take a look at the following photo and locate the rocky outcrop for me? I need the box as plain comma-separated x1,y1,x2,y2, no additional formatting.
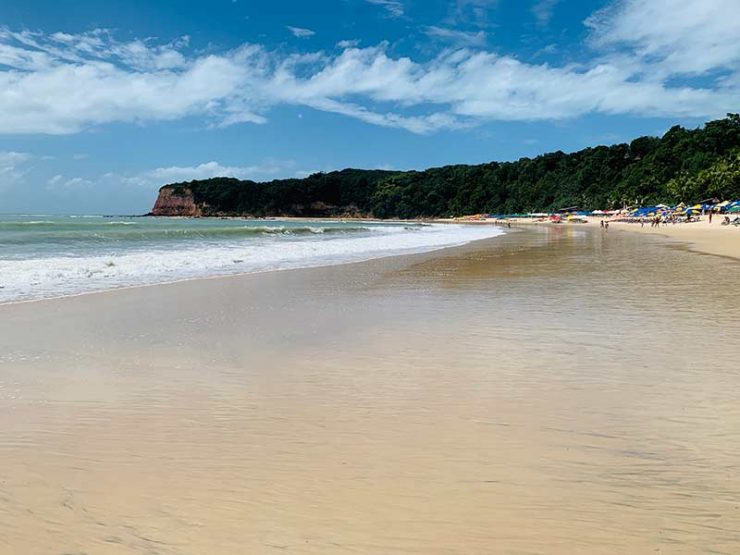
150,187,203,216
149,184,373,218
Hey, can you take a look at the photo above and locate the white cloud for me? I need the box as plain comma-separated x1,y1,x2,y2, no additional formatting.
365,0,404,18
337,39,361,49
586,0,740,75
531,0,560,27
424,26,487,47
0,2,738,137
287,26,315,39
141,160,292,183
46,174,93,190
0,31,251,133
0,151,32,190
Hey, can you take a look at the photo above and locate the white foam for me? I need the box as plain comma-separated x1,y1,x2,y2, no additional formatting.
0,224,504,303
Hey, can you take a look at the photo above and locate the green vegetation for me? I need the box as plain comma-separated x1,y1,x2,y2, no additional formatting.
160,114,740,218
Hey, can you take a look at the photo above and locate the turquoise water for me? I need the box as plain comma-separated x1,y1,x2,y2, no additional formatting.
0,214,504,302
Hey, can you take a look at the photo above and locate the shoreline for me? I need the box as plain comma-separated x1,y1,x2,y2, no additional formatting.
252,213,740,261
439,216,740,260
0,225,514,309
3,213,736,309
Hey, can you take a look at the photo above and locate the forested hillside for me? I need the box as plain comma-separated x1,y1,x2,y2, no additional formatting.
153,114,740,218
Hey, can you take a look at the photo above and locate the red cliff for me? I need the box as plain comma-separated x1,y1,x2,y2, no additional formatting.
150,187,203,216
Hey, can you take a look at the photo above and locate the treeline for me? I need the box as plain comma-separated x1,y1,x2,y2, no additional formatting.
161,114,740,218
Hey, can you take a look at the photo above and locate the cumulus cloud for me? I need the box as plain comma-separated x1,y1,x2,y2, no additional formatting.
287,26,315,39
11,158,295,200
0,0,738,136
141,160,292,183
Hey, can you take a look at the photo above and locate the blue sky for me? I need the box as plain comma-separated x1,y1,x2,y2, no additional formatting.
1,0,738,213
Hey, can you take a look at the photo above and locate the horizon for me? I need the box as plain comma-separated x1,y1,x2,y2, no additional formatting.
1,0,739,214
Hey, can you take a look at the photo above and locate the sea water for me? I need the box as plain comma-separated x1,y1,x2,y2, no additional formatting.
0,214,504,303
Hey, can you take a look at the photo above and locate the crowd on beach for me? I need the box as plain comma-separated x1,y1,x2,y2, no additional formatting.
608,200,740,227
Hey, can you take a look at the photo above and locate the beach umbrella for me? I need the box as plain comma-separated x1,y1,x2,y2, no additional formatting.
729,205,740,213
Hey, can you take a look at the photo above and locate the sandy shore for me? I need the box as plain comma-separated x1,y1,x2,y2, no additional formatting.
604,218,740,259
450,216,740,260
1,227,739,554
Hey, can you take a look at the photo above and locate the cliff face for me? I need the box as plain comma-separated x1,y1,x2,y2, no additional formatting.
149,178,377,218
150,187,203,216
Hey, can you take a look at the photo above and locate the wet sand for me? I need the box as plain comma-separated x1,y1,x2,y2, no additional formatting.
472,217,740,260
606,219,740,260
1,226,740,554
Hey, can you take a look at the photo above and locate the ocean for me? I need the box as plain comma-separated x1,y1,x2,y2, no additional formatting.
0,214,504,303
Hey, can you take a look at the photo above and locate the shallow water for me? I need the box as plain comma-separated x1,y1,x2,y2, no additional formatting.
0,215,503,303
1,226,739,554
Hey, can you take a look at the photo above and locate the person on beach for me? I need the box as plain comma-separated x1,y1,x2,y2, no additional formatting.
709,211,713,224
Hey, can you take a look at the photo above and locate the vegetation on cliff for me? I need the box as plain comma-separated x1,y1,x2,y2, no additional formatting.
156,114,740,218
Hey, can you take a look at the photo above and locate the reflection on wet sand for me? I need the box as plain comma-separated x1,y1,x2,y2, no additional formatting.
1,227,739,554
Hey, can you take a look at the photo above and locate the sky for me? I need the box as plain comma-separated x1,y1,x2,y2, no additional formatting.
1,0,739,214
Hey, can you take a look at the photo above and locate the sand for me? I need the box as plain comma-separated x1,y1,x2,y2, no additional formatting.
605,219,740,259
465,216,740,260
1,227,739,554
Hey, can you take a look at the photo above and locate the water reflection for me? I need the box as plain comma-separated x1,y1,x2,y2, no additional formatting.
1,227,739,554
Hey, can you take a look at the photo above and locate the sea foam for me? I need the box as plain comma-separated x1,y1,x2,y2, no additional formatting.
0,219,504,303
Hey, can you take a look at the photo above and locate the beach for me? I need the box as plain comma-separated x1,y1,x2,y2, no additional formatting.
1,226,740,554
471,216,740,260
605,219,740,260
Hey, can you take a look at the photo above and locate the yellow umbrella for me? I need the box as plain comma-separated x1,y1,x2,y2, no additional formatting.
717,200,730,207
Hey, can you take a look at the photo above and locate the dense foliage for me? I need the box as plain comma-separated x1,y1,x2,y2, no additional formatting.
162,114,740,218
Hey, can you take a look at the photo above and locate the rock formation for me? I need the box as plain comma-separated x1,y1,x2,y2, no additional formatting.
150,187,203,216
